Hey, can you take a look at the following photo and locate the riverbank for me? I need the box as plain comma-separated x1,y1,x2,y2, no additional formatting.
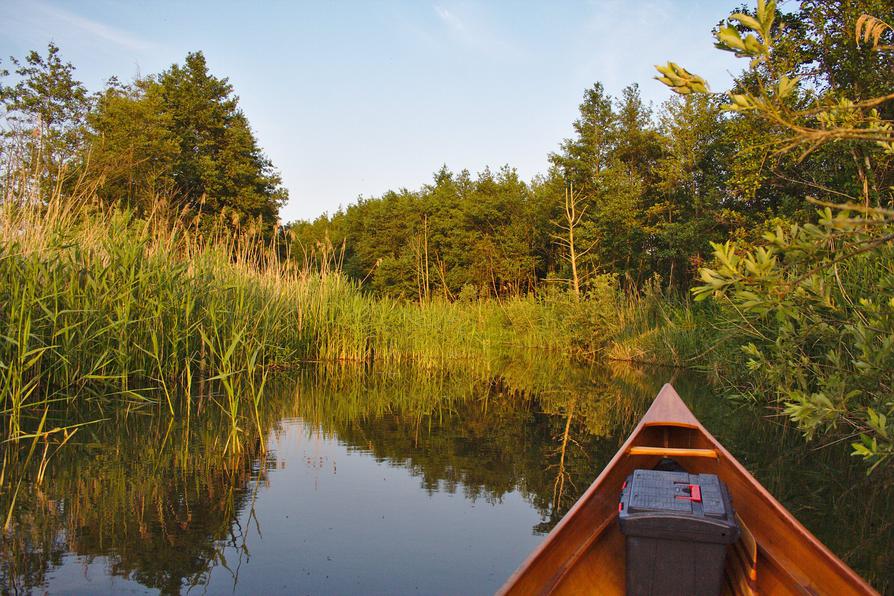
0,189,884,475
3,192,892,588
0,191,626,442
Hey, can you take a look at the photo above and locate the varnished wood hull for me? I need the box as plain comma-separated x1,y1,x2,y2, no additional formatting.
498,384,877,595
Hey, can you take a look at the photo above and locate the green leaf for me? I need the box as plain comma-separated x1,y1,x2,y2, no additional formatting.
730,13,762,33
716,26,746,52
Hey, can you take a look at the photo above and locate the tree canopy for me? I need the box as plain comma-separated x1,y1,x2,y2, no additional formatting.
1,46,287,229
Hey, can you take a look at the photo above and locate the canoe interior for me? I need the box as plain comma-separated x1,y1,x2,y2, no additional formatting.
499,384,877,596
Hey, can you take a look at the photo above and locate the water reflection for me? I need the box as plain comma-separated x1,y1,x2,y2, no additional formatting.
0,407,266,594
1,359,892,594
293,360,654,528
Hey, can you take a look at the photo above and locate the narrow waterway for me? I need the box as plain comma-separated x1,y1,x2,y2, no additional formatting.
2,362,891,594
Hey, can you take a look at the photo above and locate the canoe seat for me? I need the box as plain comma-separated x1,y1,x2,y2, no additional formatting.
627,446,719,459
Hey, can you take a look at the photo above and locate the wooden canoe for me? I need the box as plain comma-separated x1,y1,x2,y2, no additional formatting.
499,384,877,595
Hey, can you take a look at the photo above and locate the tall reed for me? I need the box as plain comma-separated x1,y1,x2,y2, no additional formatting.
0,180,625,446
0,184,312,445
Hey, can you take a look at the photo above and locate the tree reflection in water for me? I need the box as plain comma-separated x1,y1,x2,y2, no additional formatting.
1,357,891,593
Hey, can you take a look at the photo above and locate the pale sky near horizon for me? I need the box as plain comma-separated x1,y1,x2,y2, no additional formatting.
0,0,746,223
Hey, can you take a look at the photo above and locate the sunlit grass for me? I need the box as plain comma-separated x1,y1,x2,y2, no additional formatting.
0,187,314,446
0,180,626,449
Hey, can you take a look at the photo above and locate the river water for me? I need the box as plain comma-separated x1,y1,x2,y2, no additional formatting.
1,361,891,594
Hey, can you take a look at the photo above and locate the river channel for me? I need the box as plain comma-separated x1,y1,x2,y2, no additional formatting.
1,361,891,594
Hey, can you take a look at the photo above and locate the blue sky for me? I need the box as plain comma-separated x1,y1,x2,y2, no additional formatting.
1,0,744,222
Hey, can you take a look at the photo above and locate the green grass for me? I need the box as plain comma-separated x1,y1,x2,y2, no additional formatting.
314,283,620,367
0,190,314,447
605,278,750,377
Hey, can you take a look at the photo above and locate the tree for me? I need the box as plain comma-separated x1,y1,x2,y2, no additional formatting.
646,93,733,287
87,78,180,212
1,46,287,227
658,0,894,469
549,83,616,192
464,166,536,296
157,52,287,227
0,43,89,192
612,84,663,182
552,185,588,297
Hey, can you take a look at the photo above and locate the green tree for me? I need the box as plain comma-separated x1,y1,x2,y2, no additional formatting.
0,43,89,189
659,0,894,469
298,165,543,300
612,84,663,182
646,94,733,287
87,78,180,212
157,52,287,227
549,83,665,285
549,83,616,192
589,167,645,280
464,166,536,296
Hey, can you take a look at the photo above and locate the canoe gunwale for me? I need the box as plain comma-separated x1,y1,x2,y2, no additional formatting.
496,402,643,595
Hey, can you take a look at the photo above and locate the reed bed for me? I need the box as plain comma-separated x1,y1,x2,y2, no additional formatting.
0,183,624,448
315,286,620,368
0,187,317,445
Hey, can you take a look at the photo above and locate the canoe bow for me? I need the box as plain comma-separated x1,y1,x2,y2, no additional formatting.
498,384,877,596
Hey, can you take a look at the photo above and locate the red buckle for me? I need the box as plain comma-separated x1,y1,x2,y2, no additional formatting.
675,484,702,502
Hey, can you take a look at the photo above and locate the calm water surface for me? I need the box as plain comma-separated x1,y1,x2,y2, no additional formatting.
2,362,892,594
